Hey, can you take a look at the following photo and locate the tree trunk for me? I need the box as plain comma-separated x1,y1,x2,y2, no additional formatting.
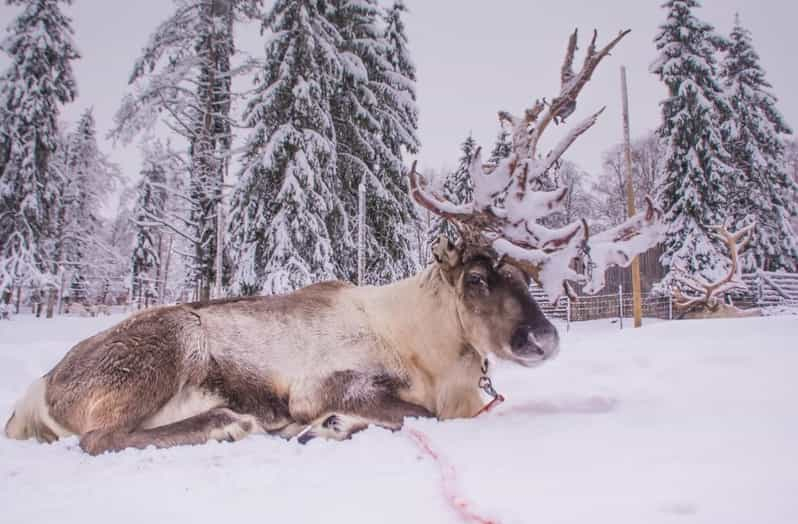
154,235,163,305
46,288,56,318
161,234,174,304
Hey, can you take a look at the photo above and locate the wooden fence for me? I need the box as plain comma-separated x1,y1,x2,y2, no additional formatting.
742,271,798,307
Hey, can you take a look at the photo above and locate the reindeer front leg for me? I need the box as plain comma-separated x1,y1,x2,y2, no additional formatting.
295,396,434,444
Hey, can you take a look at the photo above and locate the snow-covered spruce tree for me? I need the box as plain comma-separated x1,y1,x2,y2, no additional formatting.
0,0,79,300
370,0,420,282
113,0,255,300
130,158,168,308
787,139,798,233
427,134,477,246
326,0,381,282
326,0,420,285
651,0,736,284
488,128,512,167
228,0,344,295
56,109,119,303
720,15,798,271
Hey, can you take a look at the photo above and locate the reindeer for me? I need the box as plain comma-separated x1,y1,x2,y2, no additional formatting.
670,221,761,319
5,29,663,455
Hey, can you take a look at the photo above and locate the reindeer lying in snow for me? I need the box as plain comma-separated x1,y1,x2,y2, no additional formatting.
5,29,663,455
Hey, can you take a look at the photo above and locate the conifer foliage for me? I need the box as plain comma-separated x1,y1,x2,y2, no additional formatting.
130,156,168,306
228,0,344,294
326,0,420,285
427,134,476,246
651,0,736,283
0,0,80,296
55,109,119,301
720,15,798,271
113,0,250,300
488,129,512,167
229,0,420,293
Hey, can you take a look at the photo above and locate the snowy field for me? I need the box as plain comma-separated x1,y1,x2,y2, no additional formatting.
1,313,797,524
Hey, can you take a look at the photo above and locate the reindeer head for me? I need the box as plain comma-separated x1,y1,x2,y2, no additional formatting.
411,29,664,367
432,236,559,366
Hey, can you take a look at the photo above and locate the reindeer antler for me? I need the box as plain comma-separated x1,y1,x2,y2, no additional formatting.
672,221,755,311
410,29,664,302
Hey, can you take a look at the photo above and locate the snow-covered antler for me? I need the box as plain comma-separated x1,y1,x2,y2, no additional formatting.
409,29,665,301
672,221,755,311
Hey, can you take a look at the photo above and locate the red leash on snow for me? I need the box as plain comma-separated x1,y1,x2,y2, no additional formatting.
404,367,504,524
405,428,498,524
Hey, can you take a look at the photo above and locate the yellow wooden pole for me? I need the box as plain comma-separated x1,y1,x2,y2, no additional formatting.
621,66,643,328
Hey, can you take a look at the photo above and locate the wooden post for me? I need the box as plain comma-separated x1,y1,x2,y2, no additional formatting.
357,179,366,286
161,234,174,304
56,265,66,315
214,199,224,298
618,284,624,330
621,66,643,328
668,287,673,321
566,297,571,332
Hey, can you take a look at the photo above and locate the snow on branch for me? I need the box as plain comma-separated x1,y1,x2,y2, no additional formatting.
408,29,664,302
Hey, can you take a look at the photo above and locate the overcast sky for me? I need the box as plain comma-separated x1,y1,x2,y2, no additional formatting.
1,0,796,191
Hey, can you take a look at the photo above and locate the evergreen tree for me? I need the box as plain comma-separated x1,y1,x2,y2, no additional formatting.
326,0,382,282
58,109,119,294
327,0,420,285
130,158,167,306
113,0,252,300
427,134,476,246
228,0,344,295
786,139,798,234
0,0,79,297
720,15,798,271
371,0,420,282
651,0,736,283
488,128,512,167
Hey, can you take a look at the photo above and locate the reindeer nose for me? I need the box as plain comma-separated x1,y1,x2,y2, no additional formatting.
511,324,559,361
511,325,543,355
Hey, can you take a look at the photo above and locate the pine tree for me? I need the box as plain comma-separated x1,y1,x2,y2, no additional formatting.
113,0,249,300
371,0,420,282
57,110,119,297
0,0,79,298
720,15,798,271
326,0,382,282
488,128,512,167
786,139,798,234
427,134,476,246
228,0,344,295
326,0,420,285
651,0,736,283
130,158,167,307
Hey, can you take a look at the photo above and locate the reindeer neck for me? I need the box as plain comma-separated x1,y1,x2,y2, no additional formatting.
365,266,471,370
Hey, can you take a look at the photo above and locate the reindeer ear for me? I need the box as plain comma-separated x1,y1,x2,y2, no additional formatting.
432,235,460,267
432,236,462,284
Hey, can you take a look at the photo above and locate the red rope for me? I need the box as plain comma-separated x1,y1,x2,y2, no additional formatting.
473,394,505,417
405,428,499,524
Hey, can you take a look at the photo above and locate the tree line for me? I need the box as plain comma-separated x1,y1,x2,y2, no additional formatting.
431,1,798,286
0,0,419,313
1,0,796,317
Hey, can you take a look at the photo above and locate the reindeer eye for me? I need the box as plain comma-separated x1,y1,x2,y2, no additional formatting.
466,273,487,288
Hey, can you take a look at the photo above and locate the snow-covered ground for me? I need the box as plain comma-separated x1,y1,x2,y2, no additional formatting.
1,313,796,524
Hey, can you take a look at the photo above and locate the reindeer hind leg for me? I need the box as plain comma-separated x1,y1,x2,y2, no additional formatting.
79,407,262,455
